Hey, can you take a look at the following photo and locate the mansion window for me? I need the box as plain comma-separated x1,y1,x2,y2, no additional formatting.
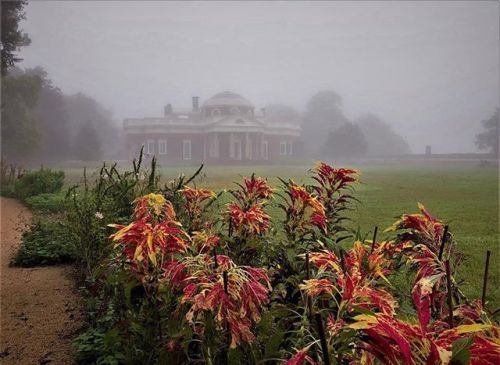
279,141,293,156
211,108,221,117
262,141,268,160
183,139,192,160
147,139,155,155
280,141,287,156
158,139,167,155
230,107,240,115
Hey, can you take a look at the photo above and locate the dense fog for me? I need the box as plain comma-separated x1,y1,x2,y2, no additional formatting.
3,1,499,163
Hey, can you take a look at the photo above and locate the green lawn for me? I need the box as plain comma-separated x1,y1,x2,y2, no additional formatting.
59,160,499,306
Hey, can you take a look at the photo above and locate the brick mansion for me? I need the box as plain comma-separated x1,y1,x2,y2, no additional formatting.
123,91,302,164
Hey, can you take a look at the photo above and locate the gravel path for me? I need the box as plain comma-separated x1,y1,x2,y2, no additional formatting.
0,197,82,364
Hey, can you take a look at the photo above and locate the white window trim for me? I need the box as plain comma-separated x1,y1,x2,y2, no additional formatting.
280,141,287,156
183,139,192,160
158,139,167,155
147,139,155,155
262,141,268,160
288,141,293,155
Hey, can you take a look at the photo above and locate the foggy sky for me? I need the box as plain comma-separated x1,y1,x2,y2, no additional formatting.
19,1,499,153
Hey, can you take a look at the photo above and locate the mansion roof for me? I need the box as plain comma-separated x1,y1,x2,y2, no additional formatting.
123,91,301,137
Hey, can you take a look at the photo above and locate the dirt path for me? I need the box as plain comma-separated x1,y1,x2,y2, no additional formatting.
0,197,82,364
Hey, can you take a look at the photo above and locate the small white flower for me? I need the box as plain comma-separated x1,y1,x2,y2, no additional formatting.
139,173,146,181
95,212,104,220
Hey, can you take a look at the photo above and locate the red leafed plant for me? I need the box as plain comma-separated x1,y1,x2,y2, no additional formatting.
233,174,274,204
280,181,327,242
226,175,273,238
311,162,358,239
300,241,400,317
179,186,216,232
164,253,272,348
295,204,499,364
388,203,466,320
109,193,190,280
227,201,271,236
349,312,500,365
284,345,316,365
96,163,499,364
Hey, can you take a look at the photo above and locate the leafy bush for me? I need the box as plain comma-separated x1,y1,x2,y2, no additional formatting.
0,184,16,197
24,192,67,213
11,220,76,266
14,167,65,200
55,157,499,364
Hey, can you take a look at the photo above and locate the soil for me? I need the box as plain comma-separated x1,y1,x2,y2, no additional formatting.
0,197,83,364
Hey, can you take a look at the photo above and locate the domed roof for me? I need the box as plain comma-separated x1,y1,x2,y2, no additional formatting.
202,91,254,108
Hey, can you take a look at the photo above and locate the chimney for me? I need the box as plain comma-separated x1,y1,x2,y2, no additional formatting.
261,107,266,117
164,104,172,116
192,96,199,112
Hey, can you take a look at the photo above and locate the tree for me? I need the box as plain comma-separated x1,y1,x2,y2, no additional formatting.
355,114,410,156
23,67,71,162
1,1,31,75
1,69,43,162
64,93,118,158
475,109,499,156
321,122,367,159
264,104,301,125
302,90,349,155
74,121,102,161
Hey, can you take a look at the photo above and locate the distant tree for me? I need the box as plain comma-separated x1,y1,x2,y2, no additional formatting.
355,114,410,156
24,67,71,162
74,121,102,161
303,90,349,155
64,93,118,157
1,69,43,162
1,1,31,75
264,104,301,125
475,109,499,156
321,122,367,159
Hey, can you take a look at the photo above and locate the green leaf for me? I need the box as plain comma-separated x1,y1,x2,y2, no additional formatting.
263,328,285,359
450,337,473,365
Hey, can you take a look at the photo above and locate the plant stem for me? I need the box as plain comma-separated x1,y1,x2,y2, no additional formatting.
370,226,378,253
481,250,491,307
314,312,331,365
438,225,449,261
339,249,346,273
223,271,228,294
305,252,313,318
222,271,229,365
445,260,454,328
213,248,218,270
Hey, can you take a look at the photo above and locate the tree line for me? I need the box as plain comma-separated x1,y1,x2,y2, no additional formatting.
1,1,117,164
266,90,411,159
2,1,497,164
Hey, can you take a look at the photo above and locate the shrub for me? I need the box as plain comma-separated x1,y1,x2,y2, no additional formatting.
0,184,16,197
11,220,76,267
14,167,65,200
59,159,499,364
24,192,67,213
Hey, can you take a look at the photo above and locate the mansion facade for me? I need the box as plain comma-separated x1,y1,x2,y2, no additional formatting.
123,91,302,164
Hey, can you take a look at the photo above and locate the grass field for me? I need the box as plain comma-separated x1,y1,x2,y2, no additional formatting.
57,159,499,306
